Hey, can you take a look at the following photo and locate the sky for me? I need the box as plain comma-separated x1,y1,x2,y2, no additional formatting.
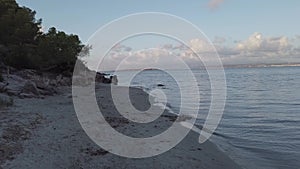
17,0,300,69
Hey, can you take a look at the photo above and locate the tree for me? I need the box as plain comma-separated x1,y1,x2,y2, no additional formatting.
0,0,42,68
36,27,84,73
0,0,88,73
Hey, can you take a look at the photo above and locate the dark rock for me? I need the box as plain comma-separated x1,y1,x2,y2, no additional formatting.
56,74,63,82
21,81,40,96
49,79,58,86
19,93,38,99
58,77,71,86
95,72,105,83
15,69,37,79
38,87,56,96
0,82,8,92
6,89,19,96
35,79,49,90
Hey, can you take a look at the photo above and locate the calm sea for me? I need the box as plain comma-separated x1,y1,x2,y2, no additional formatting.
115,67,300,169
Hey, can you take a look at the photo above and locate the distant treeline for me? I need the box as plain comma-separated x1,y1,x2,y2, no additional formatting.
0,0,88,74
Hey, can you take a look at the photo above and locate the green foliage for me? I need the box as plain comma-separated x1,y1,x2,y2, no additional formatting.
0,0,42,68
36,27,84,72
0,0,87,73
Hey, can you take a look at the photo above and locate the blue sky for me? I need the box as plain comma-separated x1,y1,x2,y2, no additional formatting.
16,0,300,67
16,0,300,43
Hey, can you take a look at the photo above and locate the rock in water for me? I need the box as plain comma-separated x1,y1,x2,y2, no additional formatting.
111,75,118,85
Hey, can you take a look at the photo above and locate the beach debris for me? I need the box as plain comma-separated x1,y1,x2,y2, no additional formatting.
0,112,44,165
82,147,109,156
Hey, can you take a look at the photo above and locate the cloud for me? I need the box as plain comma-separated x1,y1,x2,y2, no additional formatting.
179,32,300,65
236,32,263,51
188,38,214,53
99,47,177,70
85,32,300,71
208,0,225,10
217,32,300,65
235,32,292,56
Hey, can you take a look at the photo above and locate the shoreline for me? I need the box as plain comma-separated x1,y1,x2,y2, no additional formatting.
1,84,242,169
136,84,242,167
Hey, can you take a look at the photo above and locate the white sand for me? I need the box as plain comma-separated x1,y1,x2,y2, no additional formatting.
1,84,242,169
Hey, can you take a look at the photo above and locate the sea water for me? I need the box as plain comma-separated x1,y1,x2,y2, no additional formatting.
115,67,300,169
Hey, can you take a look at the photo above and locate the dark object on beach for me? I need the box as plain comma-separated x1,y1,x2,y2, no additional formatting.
95,72,118,85
157,84,165,87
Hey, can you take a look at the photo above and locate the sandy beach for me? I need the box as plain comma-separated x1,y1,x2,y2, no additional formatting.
0,84,241,169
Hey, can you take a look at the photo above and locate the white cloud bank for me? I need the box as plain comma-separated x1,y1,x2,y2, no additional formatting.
218,32,300,65
86,32,300,71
